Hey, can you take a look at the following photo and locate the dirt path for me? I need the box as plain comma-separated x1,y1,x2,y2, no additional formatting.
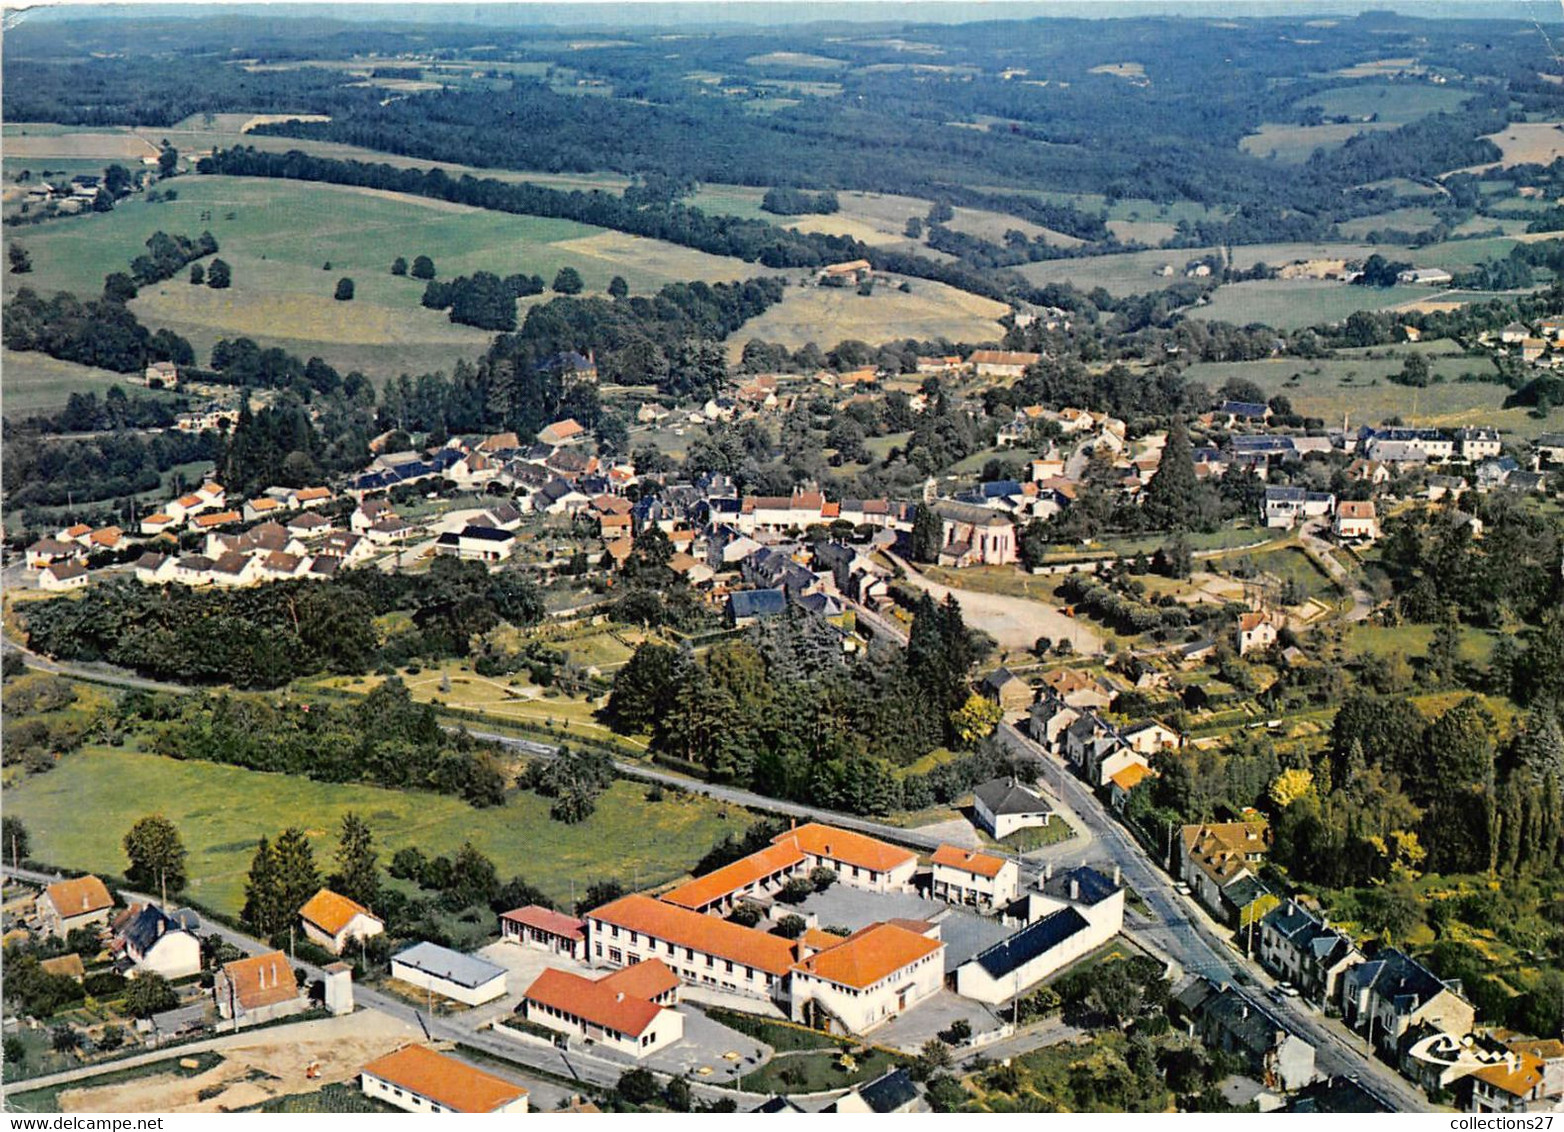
886,553,1104,655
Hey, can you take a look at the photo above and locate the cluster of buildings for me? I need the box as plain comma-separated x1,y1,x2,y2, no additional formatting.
1491,317,1564,369
489,819,1124,1052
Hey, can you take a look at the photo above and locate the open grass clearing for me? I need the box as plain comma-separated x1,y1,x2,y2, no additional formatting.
1294,83,1472,124
2,124,160,161
1241,121,1398,163
0,349,166,417
1180,349,1555,437
4,748,751,918
5,175,765,380
1336,206,1444,239
1465,122,1564,170
1017,241,1400,296
1192,279,1433,329
728,274,1007,358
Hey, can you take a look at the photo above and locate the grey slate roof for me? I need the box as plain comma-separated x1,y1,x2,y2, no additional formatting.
392,942,506,989
854,1068,919,1113
1042,866,1120,907
973,777,1051,817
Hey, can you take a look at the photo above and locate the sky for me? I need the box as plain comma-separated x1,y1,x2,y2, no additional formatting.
9,0,1560,24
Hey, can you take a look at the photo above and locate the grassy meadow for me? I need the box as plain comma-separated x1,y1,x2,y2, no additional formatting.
4,748,753,917
3,175,767,380
1,349,167,417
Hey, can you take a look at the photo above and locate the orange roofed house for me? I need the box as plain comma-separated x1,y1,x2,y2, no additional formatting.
360,1045,529,1114
38,875,114,938
215,950,304,1028
930,845,1020,911
299,888,385,955
516,959,683,1058
789,922,945,1035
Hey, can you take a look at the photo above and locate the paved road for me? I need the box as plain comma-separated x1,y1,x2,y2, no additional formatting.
1299,521,1374,622
992,723,1428,1113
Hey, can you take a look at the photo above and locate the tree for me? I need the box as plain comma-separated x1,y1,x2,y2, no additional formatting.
103,272,138,303
809,866,837,892
334,277,355,301
950,694,1003,749
616,1068,659,1105
608,275,629,299
123,815,187,898
242,836,289,936
206,258,231,289
3,1036,24,1066
9,243,32,274
773,913,807,939
1141,417,1200,531
552,266,584,295
664,1077,693,1112
273,827,321,922
410,255,436,280
123,972,177,1018
911,503,944,564
333,812,380,909
776,877,813,905
158,146,179,177
189,262,204,285
3,816,30,867
391,256,408,276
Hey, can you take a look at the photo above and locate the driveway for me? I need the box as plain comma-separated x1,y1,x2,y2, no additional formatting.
869,990,1003,1054
885,553,1103,655
795,888,1011,972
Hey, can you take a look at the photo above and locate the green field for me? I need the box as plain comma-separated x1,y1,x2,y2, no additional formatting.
1192,279,1431,329
3,175,766,380
1241,121,1398,163
1181,345,1554,437
1293,83,1474,124
5,749,753,917
0,349,165,417
1016,241,1399,296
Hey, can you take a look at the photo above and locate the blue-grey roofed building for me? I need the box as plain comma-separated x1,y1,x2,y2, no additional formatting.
1231,435,1295,456
1341,948,1475,1055
1257,899,1362,1007
1217,400,1272,422
1187,982,1317,1092
726,587,789,627
391,942,509,1006
956,863,1124,1004
115,903,202,979
830,1068,923,1114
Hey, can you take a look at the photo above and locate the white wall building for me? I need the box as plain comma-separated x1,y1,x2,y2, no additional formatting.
390,942,508,1006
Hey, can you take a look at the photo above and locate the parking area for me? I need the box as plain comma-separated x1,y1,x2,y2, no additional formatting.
796,887,1012,971
476,939,593,997
869,990,1004,1053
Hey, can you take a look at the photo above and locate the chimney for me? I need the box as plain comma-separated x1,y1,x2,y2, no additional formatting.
269,961,278,988
1044,863,1054,881
1070,878,1080,902
1241,1004,1250,1019
82,894,90,911
616,992,625,1002
157,918,165,938
1113,865,1121,887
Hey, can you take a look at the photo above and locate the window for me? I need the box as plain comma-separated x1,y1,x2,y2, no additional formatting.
609,948,623,963
725,960,734,974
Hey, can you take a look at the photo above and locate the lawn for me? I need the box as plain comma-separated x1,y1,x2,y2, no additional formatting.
736,1044,902,1094
1342,622,1501,665
725,273,1007,359
1180,347,1554,437
1193,279,1434,329
3,175,766,381
314,659,644,750
1016,241,1398,296
1,349,168,417
4,749,754,918
1240,121,1398,163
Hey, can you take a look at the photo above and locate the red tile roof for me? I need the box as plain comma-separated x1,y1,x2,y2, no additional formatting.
299,888,378,936
931,845,1008,879
599,957,680,1001
523,967,664,1037
221,951,298,1012
500,905,585,943
660,842,806,911
362,1045,528,1112
773,823,916,875
588,894,796,976
44,875,113,918
792,922,942,990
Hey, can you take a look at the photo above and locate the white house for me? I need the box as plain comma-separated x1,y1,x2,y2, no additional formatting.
134,553,177,585
390,943,508,1007
1333,500,1379,542
434,525,515,562
299,888,385,956
39,562,90,592
956,867,1124,1004
972,778,1053,839
517,960,684,1058
790,922,945,1035
1237,612,1282,656
114,904,202,979
930,845,1020,910
360,1045,529,1114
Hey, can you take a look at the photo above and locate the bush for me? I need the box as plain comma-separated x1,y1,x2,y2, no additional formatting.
334,278,355,301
